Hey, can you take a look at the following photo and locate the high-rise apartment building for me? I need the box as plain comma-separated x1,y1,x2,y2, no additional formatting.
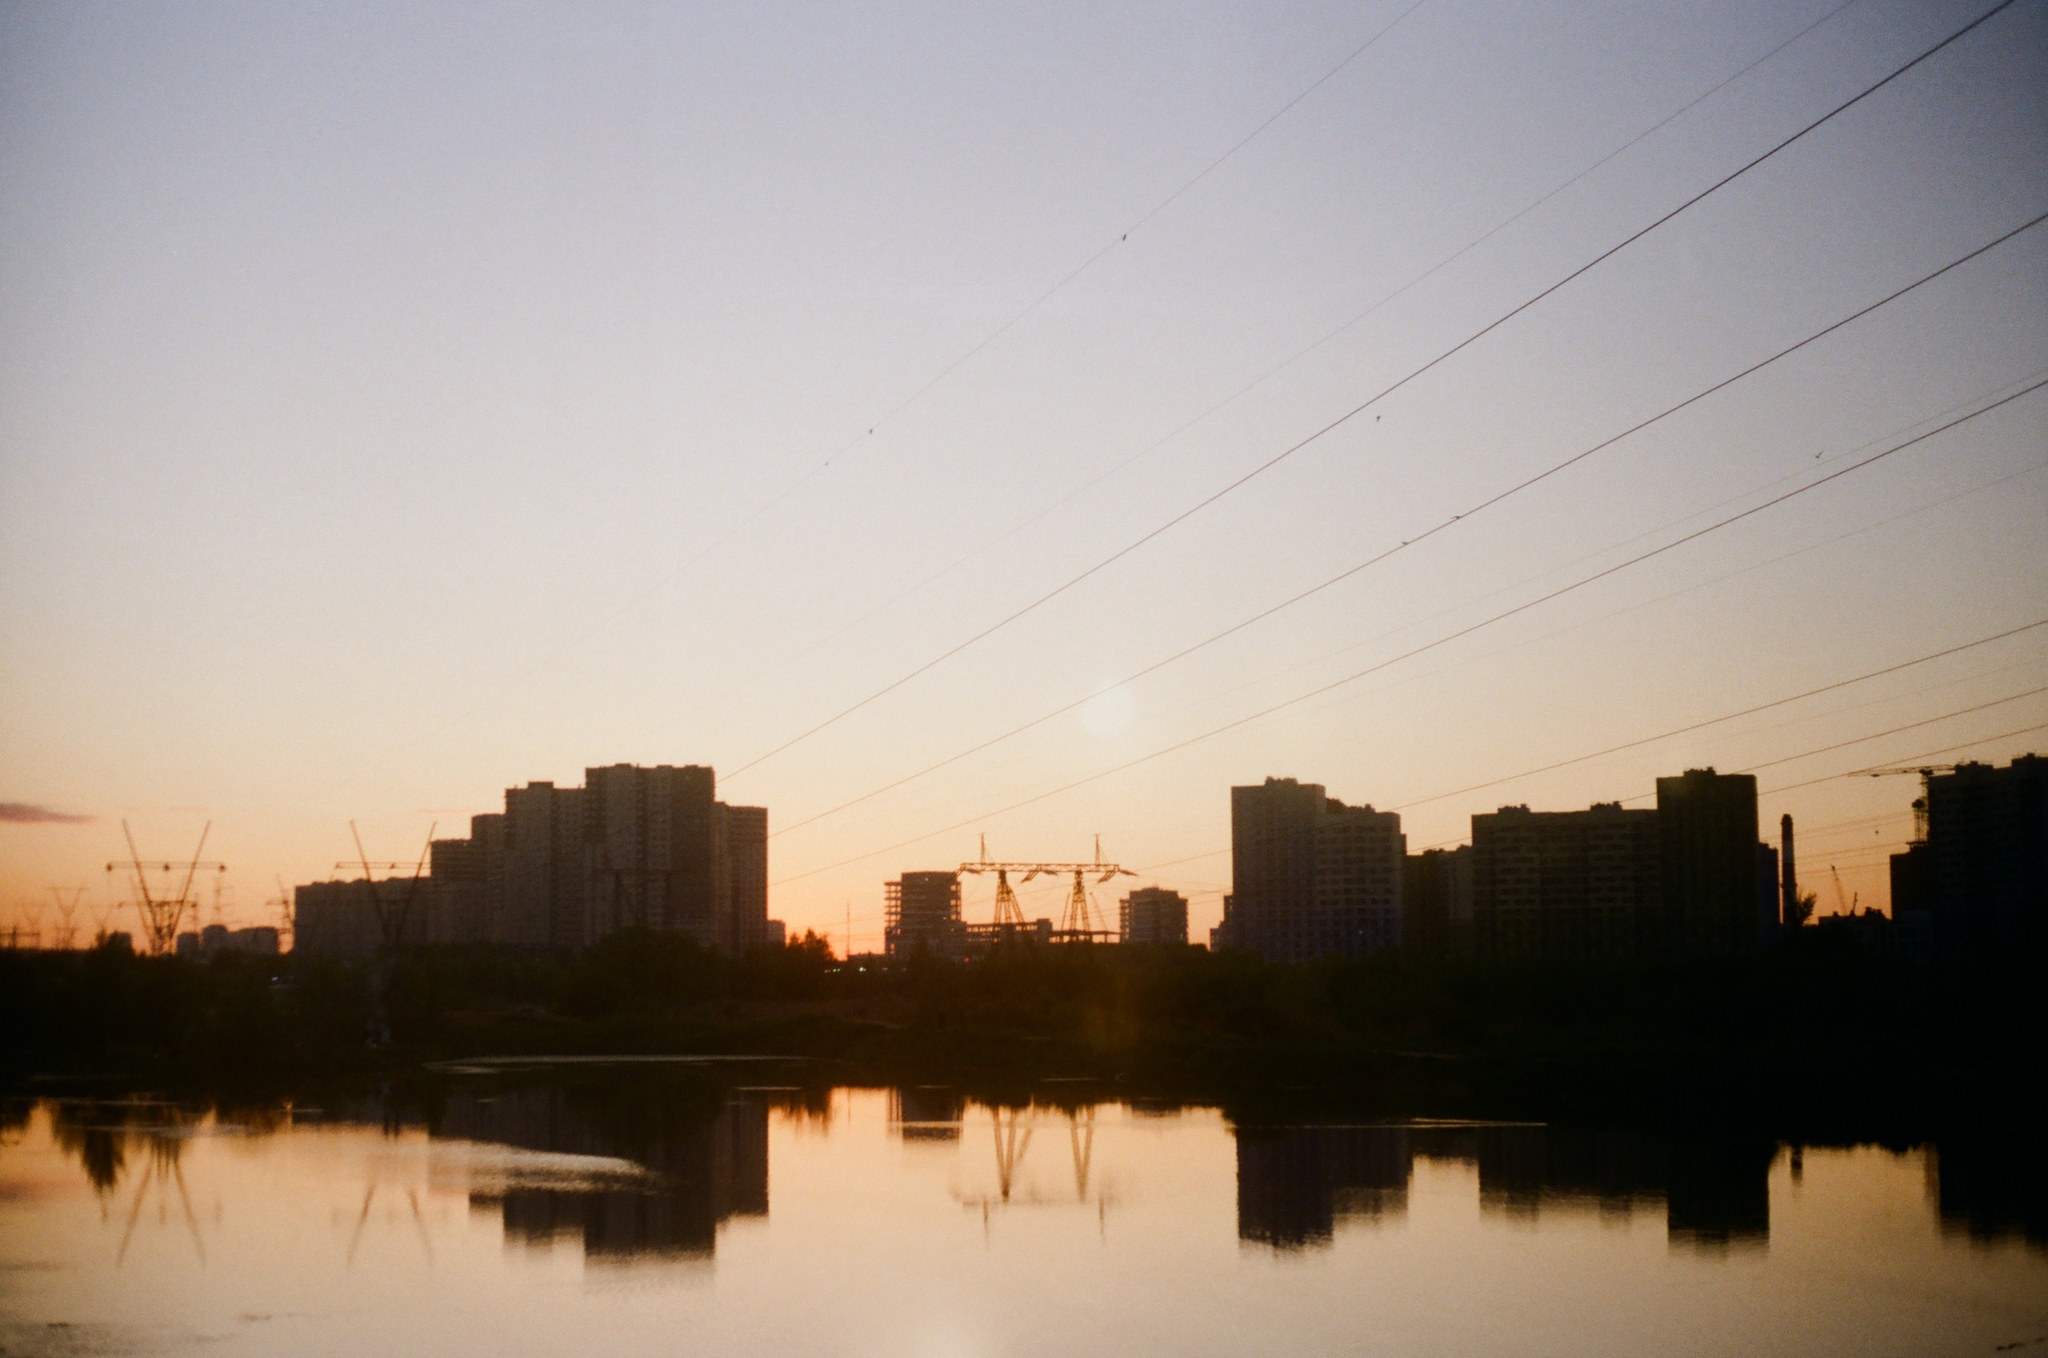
723,804,770,953
1471,803,1658,959
1222,778,1404,962
1402,845,1473,957
298,761,774,956
584,763,721,943
1119,886,1189,945
505,780,589,949
1655,769,1761,955
1924,755,2045,956
429,812,501,944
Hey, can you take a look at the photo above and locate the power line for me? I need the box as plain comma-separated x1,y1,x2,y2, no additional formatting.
1737,686,2048,772
728,0,2025,782
1759,721,2048,795
1405,719,2048,855
819,666,2048,877
1388,620,2048,810
1206,444,2046,727
762,213,2045,835
320,2,1432,789
639,0,1873,744
769,377,2048,885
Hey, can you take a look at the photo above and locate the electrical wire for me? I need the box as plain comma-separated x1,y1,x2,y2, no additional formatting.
1404,719,2048,855
321,3,1433,790
761,214,2046,834
768,377,2048,885
728,0,2026,781
1739,686,2048,771
636,0,1873,744
1388,622,2048,811
1760,722,2048,795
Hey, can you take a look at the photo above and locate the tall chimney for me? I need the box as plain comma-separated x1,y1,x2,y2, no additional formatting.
1779,813,1797,927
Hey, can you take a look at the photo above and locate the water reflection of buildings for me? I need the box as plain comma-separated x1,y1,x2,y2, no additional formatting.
439,1087,768,1263
1928,1137,2047,1248
1235,1127,1411,1248
890,1087,966,1142
1233,1124,1777,1251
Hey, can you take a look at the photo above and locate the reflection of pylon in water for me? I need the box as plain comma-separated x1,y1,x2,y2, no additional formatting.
347,1179,434,1266
992,1107,1032,1203
1069,1107,1095,1201
116,1135,205,1265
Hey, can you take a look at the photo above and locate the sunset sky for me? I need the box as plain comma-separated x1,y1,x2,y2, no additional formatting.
3,0,2044,950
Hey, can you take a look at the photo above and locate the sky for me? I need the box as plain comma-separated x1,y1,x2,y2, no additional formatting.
2,0,2044,950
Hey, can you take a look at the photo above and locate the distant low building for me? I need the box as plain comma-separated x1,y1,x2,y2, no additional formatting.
1119,886,1188,945
199,923,279,956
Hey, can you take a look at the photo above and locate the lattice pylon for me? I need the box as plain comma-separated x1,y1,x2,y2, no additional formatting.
1060,869,1096,934
992,868,1027,928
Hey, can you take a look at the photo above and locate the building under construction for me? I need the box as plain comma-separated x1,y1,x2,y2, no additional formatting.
1889,755,2046,957
884,871,969,959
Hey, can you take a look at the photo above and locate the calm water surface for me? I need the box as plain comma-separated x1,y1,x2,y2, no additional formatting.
2,1074,2043,1357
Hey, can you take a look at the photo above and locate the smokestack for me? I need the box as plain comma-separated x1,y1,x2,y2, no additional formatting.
1779,813,1797,927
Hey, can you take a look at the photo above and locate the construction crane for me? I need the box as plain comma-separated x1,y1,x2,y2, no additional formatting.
268,875,294,948
338,821,436,951
1864,765,1960,843
1829,865,1858,919
106,822,226,956
959,834,1134,941
9,899,43,951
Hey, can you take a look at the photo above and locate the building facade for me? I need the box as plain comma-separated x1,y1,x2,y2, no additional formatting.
295,761,775,955
505,781,588,949
885,870,967,958
1401,845,1473,957
1220,778,1404,962
1925,755,2046,956
723,804,770,952
1655,768,1762,955
1119,886,1189,945
584,764,720,943
1471,803,1658,959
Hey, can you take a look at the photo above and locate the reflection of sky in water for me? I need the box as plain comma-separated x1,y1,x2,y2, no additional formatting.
1,1087,2044,1357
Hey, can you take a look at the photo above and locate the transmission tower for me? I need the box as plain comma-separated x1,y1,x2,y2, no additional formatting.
50,887,86,951
269,875,294,949
106,822,225,956
339,821,436,951
959,834,1134,942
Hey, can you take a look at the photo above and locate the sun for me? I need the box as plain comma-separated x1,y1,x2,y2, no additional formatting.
1080,682,1136,738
